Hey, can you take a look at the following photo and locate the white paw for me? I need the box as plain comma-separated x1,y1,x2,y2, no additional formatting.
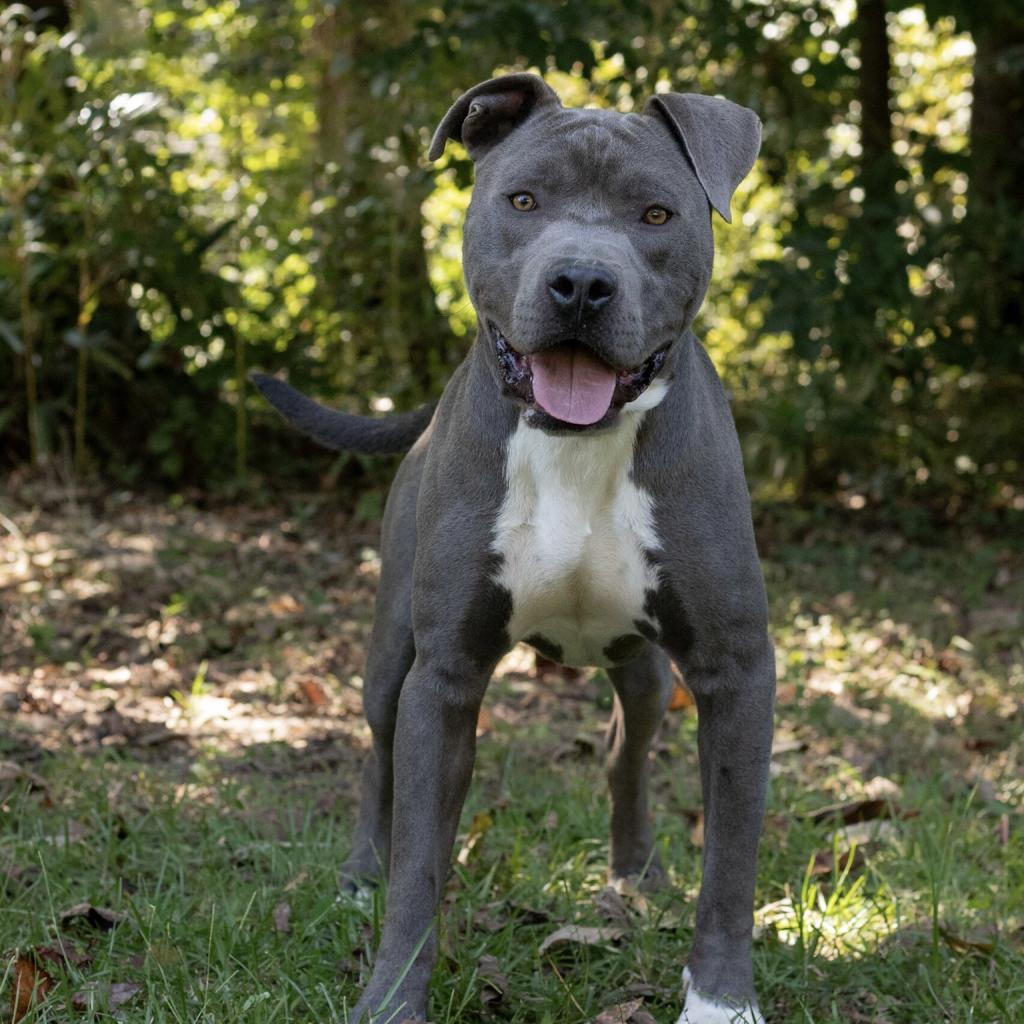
674,968,766,1024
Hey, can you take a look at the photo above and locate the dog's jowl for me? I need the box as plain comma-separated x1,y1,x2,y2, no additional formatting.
254,73,774,1024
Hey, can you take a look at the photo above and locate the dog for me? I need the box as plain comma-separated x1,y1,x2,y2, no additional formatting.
253,72,774,1024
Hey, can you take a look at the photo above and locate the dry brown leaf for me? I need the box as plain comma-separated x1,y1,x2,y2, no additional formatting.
507,902,552,926
35,939,92,969
538,924,625,957
805,797,894,826
689,807,705,849
71,981,143,1011
476,706,494,737
0,761,48,794
553,734,599,762
472,902,508,934
628,1011,657,1024
456,810,494,866
268,593,304,617
595,997,645,1023
810,845,867,877
667,682,693,711
297,678,329,706
273,899,292,934
939,923,1000,956
10,952,54,1022
477,953,509,1009
284,870,309,893
59,901,128,931
593,887,633,930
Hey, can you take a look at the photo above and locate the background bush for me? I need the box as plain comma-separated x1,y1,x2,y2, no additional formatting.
1,0,1021,517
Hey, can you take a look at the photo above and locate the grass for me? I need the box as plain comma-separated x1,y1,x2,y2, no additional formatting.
1,491,1022,1022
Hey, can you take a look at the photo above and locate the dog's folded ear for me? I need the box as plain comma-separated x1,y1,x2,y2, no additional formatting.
644,93,762,223
429,73,561,162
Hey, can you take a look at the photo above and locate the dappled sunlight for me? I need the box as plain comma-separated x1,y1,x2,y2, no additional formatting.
757,853,897,959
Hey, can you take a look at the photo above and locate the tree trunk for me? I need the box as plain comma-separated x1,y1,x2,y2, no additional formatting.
965,9,1024,352
857,0,898,206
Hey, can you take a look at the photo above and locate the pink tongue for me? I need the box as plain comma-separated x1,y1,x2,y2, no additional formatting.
530,345,617,425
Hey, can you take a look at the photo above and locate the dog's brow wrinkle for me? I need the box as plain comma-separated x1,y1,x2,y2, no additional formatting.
566,123,622,179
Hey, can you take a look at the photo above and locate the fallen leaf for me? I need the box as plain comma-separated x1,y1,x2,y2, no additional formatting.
805,797,893,826
273,899,292,934
538,924,625,957
628,1011,657,1024
10,952,54,1022
471,902,508,934
2,863,41,895
593,887,633,931
667,683,693,711
476,706,494,737
71,981,143,1011
297,678,329,706
810,845,866,877
456,810,494,866
827,820,900,847
939,923,999,956
863,776,903,800
595,997,644,1023
268,593,304,617
553,734,599,761
610,981,676,1003
284,870,309,892
59,902,128,931
689,807,705,848
34,939,92,969
477,953,509,1009
506,902,551,926
0,761,48,794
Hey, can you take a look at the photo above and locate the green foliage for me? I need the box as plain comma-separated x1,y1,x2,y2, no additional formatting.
0,0,1020,515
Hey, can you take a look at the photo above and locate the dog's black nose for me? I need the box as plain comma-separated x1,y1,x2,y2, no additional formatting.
547,263,617,316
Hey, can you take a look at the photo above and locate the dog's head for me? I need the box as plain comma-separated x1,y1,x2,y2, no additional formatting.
430,73,761,431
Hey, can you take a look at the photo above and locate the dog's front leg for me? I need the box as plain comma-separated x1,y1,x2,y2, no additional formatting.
348,654,490,1024
678,639,774,1024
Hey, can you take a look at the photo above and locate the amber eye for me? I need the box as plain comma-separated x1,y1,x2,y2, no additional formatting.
510,192,536,211
642,205,671,225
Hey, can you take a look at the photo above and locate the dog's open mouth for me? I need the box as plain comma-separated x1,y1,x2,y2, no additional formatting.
490,322,667,427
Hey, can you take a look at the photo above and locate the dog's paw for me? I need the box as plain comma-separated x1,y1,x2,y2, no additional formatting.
339,849,386,893
609,850,668,892
675,968,766,1024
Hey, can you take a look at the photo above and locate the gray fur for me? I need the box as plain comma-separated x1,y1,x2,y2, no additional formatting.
255,74,774,1023
250,372,435,454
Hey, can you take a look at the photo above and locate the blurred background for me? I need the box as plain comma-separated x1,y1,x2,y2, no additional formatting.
1,0,1021,521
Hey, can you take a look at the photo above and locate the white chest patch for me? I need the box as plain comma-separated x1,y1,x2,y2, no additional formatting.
491,382,666,668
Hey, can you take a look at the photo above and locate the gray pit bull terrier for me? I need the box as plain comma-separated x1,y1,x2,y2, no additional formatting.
253,73,774,1024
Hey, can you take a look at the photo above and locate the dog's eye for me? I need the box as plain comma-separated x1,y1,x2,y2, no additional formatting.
510,192,537,212
642,206,671,225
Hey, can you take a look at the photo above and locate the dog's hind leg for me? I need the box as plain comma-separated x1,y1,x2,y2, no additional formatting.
340,457,422,889
606,645,674,888
339,599,414,888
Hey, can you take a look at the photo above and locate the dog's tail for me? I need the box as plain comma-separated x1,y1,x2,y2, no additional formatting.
250,373,435,455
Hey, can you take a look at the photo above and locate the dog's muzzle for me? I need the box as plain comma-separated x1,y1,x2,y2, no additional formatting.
491,322,667,429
